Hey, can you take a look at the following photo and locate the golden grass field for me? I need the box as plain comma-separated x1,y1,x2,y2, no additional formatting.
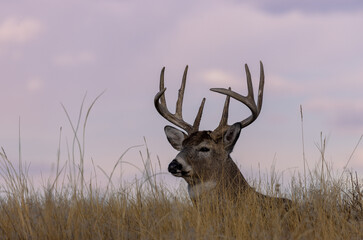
0,142,362,240
0,102,362,239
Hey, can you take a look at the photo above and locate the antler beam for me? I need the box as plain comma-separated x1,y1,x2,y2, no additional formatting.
154,66,206,135
210,61,265,139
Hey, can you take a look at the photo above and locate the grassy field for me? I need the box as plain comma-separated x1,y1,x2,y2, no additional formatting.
0,102,362,239
0,142,362,240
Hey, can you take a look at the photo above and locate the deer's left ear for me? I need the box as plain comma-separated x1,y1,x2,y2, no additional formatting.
223,123,242,151
164,125,187,151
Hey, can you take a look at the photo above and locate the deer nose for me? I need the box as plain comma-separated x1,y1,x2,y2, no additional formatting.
168,159,182,173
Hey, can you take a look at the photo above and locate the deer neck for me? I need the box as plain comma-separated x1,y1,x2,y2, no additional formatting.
220,155,252,192
186,155,253,200
187,180,217,200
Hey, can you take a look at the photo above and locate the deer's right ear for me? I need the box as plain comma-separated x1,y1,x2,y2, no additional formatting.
164,126,187,151
223,123,242,152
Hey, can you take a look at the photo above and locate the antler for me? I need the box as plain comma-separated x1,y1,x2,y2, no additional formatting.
154,66,206,135
210,61,265,139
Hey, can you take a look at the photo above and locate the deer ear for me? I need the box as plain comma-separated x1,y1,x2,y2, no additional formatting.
164,126,187,151
223,123,242,151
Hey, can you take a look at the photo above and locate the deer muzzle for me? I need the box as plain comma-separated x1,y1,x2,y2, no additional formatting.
168,159,183,175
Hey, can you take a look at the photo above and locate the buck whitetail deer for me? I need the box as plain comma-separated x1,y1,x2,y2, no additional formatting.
154,62,291,209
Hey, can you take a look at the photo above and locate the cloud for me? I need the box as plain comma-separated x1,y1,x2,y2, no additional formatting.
305,98,363,113
0,18,42,44
161,3,363,75
198,69,239,86
267,75,305,95
244,0,363,13
27,77,43,92
53,52,96,67
305,97,363,130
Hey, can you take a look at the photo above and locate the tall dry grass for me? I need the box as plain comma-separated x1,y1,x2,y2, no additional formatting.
0,143,362,239
0,99,362,239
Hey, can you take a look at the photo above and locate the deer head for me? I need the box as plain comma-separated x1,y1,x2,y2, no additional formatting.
154,62,265,200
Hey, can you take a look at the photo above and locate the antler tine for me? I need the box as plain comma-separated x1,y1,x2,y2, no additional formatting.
210,88,231,139
175,66,188,118
219,87,231,128
192,98,206,132
245,64,255,100
257,61,265,112
210,62,265,137
154,66,205,135
159,67,167,106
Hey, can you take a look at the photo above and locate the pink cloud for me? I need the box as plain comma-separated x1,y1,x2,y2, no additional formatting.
267,75,305,95
0,17,42,44
53,52,96,67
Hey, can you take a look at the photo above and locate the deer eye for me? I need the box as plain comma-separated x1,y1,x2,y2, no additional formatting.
198,147,210,152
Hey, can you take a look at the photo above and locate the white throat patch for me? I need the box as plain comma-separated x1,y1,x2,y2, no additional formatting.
188,181,217,199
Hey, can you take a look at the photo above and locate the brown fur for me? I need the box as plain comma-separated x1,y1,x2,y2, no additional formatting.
168,129,292,211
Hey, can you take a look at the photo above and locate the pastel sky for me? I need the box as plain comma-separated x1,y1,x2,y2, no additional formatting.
1,0,363,188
